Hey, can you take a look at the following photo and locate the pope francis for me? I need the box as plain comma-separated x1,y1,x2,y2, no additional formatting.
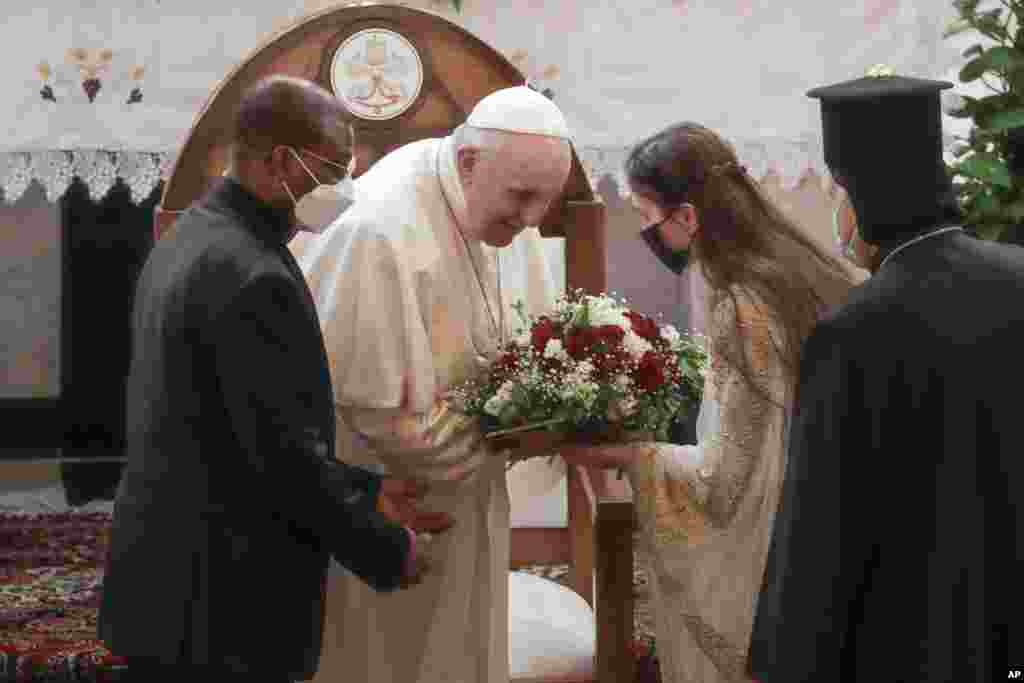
290,86,573,682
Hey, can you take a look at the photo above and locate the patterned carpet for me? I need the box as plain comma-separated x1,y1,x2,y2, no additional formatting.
0,508,660,682
0,511,124,682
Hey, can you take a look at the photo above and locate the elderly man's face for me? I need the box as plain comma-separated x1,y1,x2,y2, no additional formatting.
459,134,572,247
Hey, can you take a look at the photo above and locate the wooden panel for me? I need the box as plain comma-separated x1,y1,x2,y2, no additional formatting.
509,527,572,568
421,29,520,115
567,464,597,607
407,89,465,129
595,498,636,683
564,201,608,294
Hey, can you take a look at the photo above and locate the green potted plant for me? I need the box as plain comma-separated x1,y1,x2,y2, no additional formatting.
945,0,1024,243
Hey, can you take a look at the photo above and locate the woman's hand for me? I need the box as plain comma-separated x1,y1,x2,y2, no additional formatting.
557,442,640,470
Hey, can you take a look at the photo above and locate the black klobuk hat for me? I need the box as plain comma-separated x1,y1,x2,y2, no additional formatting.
808,72,961,246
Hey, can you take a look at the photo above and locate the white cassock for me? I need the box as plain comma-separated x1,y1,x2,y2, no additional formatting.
290,134,559,683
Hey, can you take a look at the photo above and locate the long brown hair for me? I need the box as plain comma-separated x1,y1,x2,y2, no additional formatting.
626,122,858,404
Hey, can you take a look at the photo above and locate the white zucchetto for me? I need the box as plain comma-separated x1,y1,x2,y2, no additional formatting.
465,86,572,140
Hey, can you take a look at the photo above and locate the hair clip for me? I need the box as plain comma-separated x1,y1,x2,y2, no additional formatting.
711,161,748,177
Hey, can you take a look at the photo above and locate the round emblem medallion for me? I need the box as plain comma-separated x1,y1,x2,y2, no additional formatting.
330,29,424,121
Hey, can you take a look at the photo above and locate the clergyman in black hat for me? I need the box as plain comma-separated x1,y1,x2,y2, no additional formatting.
747,70,1024,683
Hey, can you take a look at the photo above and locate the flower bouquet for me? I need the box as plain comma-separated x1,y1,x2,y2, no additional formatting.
449,290,708,467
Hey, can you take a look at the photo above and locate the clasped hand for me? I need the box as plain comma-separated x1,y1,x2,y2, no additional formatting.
377,477,454,589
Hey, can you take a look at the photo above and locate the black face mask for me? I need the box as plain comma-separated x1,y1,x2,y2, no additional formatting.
640,221,690,275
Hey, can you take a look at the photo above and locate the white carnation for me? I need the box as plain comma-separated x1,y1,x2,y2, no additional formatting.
660,324,680,345
623,331,653,359
543,338,568,360
572,360,596,380
586,296,630,328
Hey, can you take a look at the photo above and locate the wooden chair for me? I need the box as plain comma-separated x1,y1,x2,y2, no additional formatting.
510,465,637,683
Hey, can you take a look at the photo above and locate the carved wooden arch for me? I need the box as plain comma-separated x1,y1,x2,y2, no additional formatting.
154,2,606,292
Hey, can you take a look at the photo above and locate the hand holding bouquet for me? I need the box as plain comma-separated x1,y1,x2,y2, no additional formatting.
449,290,708,467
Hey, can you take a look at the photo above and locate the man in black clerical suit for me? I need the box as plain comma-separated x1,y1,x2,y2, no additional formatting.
98,76,451,683
749,73,1023,682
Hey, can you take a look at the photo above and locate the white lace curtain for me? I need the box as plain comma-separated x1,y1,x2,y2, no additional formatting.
0,0,963,204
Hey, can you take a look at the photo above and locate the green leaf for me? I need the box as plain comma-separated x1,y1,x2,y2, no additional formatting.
982,108,1024,131
973,190,1002,215
945,18,973,39
975,222,1008,240
960,54,991,82
962,44,985,60
958,47,1021,83
982,46,1022,70
953,0,981,14
451,0,462,10
958,154,1014,188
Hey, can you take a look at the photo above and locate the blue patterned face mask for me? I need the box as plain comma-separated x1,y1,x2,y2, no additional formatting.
833,200,858,261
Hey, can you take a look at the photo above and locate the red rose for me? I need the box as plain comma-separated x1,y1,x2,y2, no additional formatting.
595,324,625,346
490,352,519,382
624,311,660,342
634,351,666,391
531,318,559,353
593,348,629,377
564,330,584,358
565,327,596,358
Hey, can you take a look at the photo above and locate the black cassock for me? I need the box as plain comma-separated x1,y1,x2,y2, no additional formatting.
749,229,1024,682
98,179,410,680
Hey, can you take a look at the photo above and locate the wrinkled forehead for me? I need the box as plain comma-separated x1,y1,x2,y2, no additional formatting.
489,135,571,189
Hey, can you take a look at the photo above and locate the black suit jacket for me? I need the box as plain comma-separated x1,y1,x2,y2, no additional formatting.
749,229,1024,682
97,179,410,679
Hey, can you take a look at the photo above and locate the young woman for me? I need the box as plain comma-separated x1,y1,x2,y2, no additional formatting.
560,122,860,682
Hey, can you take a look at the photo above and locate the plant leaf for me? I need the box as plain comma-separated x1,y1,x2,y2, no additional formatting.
452,0,462,10
958,154,1013,188
984,46,1021,70
983,108,1024,131
962,44,984,60
1002,200,1024,222
945,19,971,39
975,222,1007,240
960,54,990,83
973,190,1002,215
